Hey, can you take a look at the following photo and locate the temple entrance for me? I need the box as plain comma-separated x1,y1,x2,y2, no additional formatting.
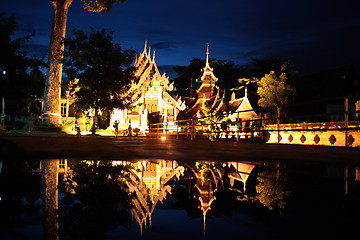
148,111,161,133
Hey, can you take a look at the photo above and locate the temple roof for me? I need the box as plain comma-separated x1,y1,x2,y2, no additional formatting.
129,41,185,110
227,98,244,113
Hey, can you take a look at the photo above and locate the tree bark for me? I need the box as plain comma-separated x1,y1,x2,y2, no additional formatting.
43,0,72,124
42,159,59,240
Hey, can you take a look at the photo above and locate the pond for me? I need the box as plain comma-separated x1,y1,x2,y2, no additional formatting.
1,158,359,240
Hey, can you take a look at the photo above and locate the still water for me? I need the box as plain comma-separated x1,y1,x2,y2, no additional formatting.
1,158,359,240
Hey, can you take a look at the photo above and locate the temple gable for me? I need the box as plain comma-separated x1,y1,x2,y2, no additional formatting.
111,42,186,134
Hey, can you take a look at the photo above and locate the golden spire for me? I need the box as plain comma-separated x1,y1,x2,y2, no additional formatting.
143,40,148,54
152,51,156,63
206,43,210,67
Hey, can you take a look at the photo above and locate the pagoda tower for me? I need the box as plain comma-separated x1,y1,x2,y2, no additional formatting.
196,44,219,100
183,44,225,117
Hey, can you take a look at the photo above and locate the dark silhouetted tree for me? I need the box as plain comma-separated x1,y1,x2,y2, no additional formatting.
0,13,45,118
64,28,137,134
60,160,133,239
44,0,127,124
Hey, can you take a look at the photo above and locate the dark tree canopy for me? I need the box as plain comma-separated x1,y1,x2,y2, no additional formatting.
173,57,248,98
250,57,296,80
0,13,45,117
64,28,137,115
60,160,133,239
81,0,128,13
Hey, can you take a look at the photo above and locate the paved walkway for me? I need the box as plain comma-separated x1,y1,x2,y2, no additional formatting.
1,134,359,165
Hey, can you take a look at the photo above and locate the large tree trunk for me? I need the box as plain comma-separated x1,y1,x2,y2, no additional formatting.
42,159,59,240
43,0,72,124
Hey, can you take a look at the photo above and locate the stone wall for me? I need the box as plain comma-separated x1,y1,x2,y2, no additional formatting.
265,122,360,147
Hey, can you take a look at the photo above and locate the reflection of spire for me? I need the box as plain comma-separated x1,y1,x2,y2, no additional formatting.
187,162,221,236
203,212,206,236
112,160,184,234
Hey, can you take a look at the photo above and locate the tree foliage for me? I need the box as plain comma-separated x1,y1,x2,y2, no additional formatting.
256,169,292,213
64,28,137,121
256,70,295,108
231,58,296,110
81,0,127,13
44,0,128,124
60,160,133,239
0,13,45,117
196,101,225,140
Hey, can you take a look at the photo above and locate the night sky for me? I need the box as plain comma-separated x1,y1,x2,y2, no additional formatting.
2,0,360,77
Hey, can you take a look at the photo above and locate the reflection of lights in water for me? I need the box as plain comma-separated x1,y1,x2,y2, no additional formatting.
161,136,167,140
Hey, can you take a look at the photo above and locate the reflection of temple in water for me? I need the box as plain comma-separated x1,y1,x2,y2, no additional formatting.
227,162,255,192
7,158,360,239
35,159,256,235
186,162,222,232
112,160,185,234
185,161,255,232
113,160,256,233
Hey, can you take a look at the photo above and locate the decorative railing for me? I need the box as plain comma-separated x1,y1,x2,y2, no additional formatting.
149,95,360,147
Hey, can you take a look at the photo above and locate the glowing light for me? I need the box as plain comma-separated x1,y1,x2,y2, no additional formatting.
160,136,167,140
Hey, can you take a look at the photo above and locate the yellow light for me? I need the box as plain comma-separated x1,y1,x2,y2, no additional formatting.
161,136,167,140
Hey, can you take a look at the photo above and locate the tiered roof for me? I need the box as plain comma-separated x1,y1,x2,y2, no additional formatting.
183,45,225,117
130,41,185,111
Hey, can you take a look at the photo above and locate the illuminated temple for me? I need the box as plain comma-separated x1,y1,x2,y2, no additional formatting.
66,42,258,133
180,45,259,127
181,44,225,118
110,42,186,133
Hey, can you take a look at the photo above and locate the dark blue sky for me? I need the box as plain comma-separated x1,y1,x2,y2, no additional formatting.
3,0,360,76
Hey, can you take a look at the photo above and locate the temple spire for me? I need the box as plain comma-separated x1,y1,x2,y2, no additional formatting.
231,91,236,101
143,40,148,53
205,43,210,67
152,51,156,63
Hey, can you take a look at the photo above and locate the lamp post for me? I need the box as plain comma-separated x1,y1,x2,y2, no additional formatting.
1,97,5,127
0,70,6,127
